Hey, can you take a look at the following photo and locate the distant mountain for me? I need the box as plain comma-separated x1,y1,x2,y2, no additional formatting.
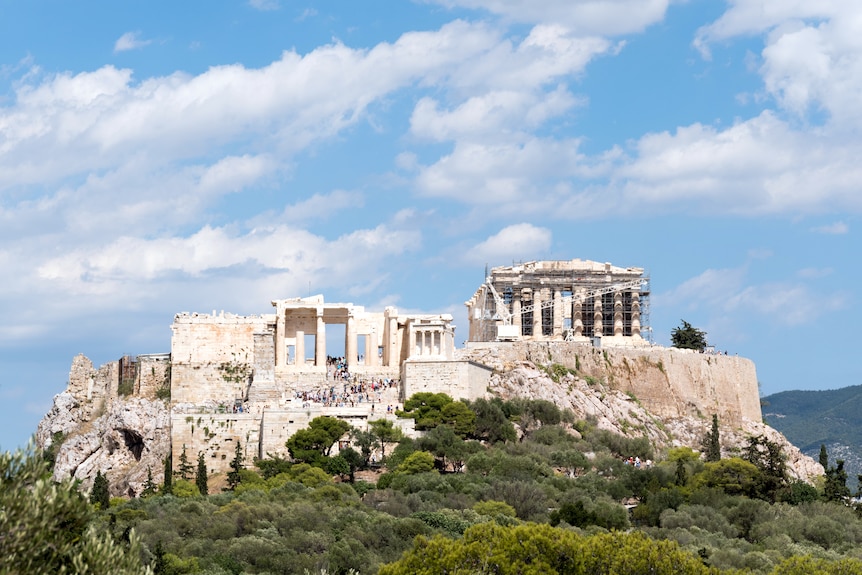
763,385,862,488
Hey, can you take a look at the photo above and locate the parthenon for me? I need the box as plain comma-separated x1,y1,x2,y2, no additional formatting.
465,259,650,346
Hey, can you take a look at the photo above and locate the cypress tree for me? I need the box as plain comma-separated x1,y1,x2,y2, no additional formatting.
819,444,828,469
226,441,244,491
90,470,110,510
162,453,173,495
178,444,194,481
702,414,721,462
196,452,208,496
141,466,157,498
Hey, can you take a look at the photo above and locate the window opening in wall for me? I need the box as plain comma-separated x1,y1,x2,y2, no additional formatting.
521,310,533,336
326,323,346,358
542,305,553,336
582,297,595,338
304,333,316,365
286,345,296,365
356,334,367,364
602,292,615,336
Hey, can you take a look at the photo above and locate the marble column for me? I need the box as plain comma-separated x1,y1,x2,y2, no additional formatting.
275,310,285,367
315,311,326,367
512,294,522,336
532,291,542,338
346,315,357,369
295,330,304,367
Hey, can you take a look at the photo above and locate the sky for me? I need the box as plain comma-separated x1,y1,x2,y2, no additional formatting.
1,0,859,450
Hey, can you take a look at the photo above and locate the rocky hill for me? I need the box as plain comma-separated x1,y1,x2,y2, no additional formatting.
36,344,823,495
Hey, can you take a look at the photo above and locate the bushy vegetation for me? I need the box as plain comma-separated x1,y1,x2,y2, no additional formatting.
11,393,862,574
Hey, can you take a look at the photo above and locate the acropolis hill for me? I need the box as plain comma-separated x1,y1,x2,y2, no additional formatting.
36,259,821,496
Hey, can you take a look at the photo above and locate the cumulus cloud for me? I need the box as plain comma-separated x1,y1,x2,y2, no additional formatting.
660,264,846,329
114,32,152,53
249,0,280,11
811,221,849,234
426,0,671,36
463,223,552,265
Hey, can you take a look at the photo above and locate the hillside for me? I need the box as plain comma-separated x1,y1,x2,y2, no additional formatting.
763,385,862,487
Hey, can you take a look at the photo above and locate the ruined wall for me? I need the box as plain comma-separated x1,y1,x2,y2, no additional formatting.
460,342,761,427
171,313,273,405
137,355,171,399
170,413,261,474
401,360,493,402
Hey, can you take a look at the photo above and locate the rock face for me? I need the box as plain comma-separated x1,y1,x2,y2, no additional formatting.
488,359,822,482
36,354,171,496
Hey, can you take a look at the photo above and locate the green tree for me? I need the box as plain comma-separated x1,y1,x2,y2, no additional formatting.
469,397,516,443
671,319,707,351
396,451,436,475
338,446,364,482
742,434,787,501
692,457,761,497
369,419,404,461
140,466,157,498
702,414,721,462
350,428,378,467
378,522,714,575
0,446,149,574
819,443,829,469
419,424,480,472
177,444,194,481
226,441,244,491
195,452,208,496
399,392,475,432
824,458,851,502
89,470,110,510
287,416,351,465
162,452,173,495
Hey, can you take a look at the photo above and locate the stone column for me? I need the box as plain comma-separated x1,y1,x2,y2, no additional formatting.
532,291,542,338
275,309,285,367
614,291,624,336
630,292,641,337
316,311,326,367
368,329,379,366
346,314,357,369
295,329,305,367
512,294,522,336
553,289,563,337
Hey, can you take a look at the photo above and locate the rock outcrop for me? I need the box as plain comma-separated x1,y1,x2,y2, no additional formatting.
488,359,822,482
36,354,171,496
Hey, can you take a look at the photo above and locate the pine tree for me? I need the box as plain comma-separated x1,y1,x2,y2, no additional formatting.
824,459,851,502
702,414,721,462
141,466,157,498
162,453,173,495
670,320,708,351
89,470,110,510
196,452,208,496
226,441,244,491
178,444,194,481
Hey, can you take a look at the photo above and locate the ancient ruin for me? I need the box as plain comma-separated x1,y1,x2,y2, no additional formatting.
466,259,650,344
39,259,816,496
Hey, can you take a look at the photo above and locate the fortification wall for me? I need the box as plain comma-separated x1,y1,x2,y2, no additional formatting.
137,355,171,399
171,313,273,405
460,342,761,426
170,413,261,476
402,360,493,402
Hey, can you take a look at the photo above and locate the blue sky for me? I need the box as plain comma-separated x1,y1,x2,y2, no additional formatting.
1,0,859,450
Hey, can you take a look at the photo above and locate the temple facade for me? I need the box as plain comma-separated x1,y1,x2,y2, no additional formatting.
465,259,650,346
168,295,489,470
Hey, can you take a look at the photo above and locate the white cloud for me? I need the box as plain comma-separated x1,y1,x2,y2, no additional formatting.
463,223,552,265
114,32,152,53
659,264,846,329
811,221,849,234
249,0,280,11
426,0,671,36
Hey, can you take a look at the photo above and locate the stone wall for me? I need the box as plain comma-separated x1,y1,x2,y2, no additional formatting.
401,360,493,402
170,312,273,405
170,412,261,474
137,354,171,399
460,342,761,427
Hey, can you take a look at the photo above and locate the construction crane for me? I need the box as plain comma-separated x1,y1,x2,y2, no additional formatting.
479,277,647,341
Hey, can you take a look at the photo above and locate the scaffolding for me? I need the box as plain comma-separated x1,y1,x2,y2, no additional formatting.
466,260,651,343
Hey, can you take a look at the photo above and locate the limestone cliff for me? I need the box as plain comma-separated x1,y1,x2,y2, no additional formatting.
36,354,171,496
